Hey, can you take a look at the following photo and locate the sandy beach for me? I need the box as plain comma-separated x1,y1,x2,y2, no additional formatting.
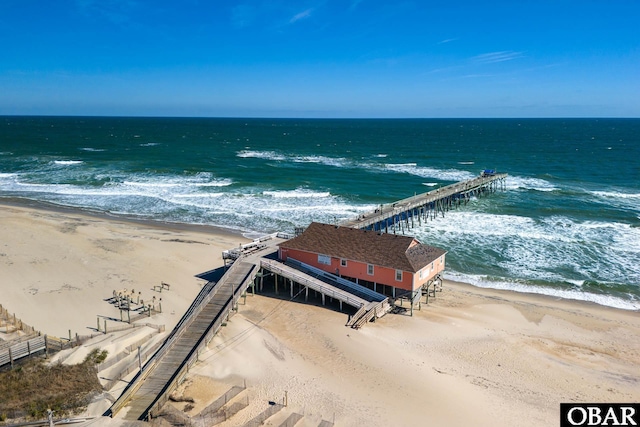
1,202,639,427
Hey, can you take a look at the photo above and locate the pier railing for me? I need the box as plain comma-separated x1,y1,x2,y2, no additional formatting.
340,173,507,231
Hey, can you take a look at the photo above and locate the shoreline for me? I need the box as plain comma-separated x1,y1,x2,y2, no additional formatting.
2,196,637,314
0,196,248,239
1,201,638,426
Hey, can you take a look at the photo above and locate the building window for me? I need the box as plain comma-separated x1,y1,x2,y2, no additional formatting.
318,254,331,265
341,258,347,267
395,270,403,281
431,262,434,271
367,264,374,275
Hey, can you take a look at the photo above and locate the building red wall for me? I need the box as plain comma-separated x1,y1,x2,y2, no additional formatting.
412,254,446,289
279,247,415,292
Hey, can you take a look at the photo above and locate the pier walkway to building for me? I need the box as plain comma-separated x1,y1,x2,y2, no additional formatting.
340,172,507,233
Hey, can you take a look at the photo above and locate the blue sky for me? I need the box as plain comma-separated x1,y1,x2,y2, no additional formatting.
1,0,638,118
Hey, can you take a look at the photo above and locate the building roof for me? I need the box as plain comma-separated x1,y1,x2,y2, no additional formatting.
279,222,447,273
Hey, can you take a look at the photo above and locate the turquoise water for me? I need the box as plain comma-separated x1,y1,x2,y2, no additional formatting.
1,116,639,309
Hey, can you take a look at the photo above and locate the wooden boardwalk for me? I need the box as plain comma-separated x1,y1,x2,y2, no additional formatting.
340,172,507,233
107,261,258,421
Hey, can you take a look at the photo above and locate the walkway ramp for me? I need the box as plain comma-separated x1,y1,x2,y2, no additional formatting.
285,258,386,303
260,259,368,309
260,259,390,327
107,261,258,421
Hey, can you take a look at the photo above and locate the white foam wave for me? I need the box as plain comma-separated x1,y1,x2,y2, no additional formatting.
588,190,640,212
124,181,181,188
123,173,231,189
422,182,438,187
445,271,640,311
172,193,224,199
506,175,558,192
458,161,475,165
139,142,160,147
592,191,640,200
195,180,233,187
263,189,331,198
236,150,349,168
237,150,287,161
384,163,475,181
413,210,640,291
79,147,106,152
236,151,478,182
53,160,83,166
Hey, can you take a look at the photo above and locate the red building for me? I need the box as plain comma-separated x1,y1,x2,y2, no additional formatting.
278,222,446,299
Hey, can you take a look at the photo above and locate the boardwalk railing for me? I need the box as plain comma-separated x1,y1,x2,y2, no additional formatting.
285,259,387,303
106,279,218,418
260,259,367,309
144,262,258,420
107,257,259,421
351,299,390,329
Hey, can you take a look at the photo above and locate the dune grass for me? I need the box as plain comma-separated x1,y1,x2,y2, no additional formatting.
0,349,106,423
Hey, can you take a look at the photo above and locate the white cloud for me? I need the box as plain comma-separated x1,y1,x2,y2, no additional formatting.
472,51,524,64
289,8,313,24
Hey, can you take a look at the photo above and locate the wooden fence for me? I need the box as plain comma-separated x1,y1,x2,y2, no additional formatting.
0,303,37,335
0,335,47,368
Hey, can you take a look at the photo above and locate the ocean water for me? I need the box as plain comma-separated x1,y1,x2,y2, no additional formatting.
1,116,639,310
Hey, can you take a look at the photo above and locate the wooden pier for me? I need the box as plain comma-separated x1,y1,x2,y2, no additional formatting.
340,172,507,233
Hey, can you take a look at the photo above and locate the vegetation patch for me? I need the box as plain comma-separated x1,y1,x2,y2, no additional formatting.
0,349,106,423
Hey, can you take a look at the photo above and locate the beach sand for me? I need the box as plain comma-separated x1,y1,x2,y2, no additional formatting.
1,202,639,427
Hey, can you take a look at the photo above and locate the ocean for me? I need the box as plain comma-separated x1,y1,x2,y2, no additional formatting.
1,116,639,310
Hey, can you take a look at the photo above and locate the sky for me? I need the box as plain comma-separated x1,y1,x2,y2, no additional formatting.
0,0,638,118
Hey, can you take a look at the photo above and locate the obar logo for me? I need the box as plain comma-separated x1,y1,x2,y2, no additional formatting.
561,404,639,427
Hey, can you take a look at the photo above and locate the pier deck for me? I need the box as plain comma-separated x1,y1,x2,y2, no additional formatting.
340,173,507,233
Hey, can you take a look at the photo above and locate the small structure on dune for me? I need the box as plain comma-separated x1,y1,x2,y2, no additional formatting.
278,222,446,306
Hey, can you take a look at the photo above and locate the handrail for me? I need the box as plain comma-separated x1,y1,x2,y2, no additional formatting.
353,299,389,329
260,259,366,309
286,258,386,302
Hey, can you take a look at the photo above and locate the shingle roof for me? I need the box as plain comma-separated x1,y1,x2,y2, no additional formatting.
279,222,447,273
